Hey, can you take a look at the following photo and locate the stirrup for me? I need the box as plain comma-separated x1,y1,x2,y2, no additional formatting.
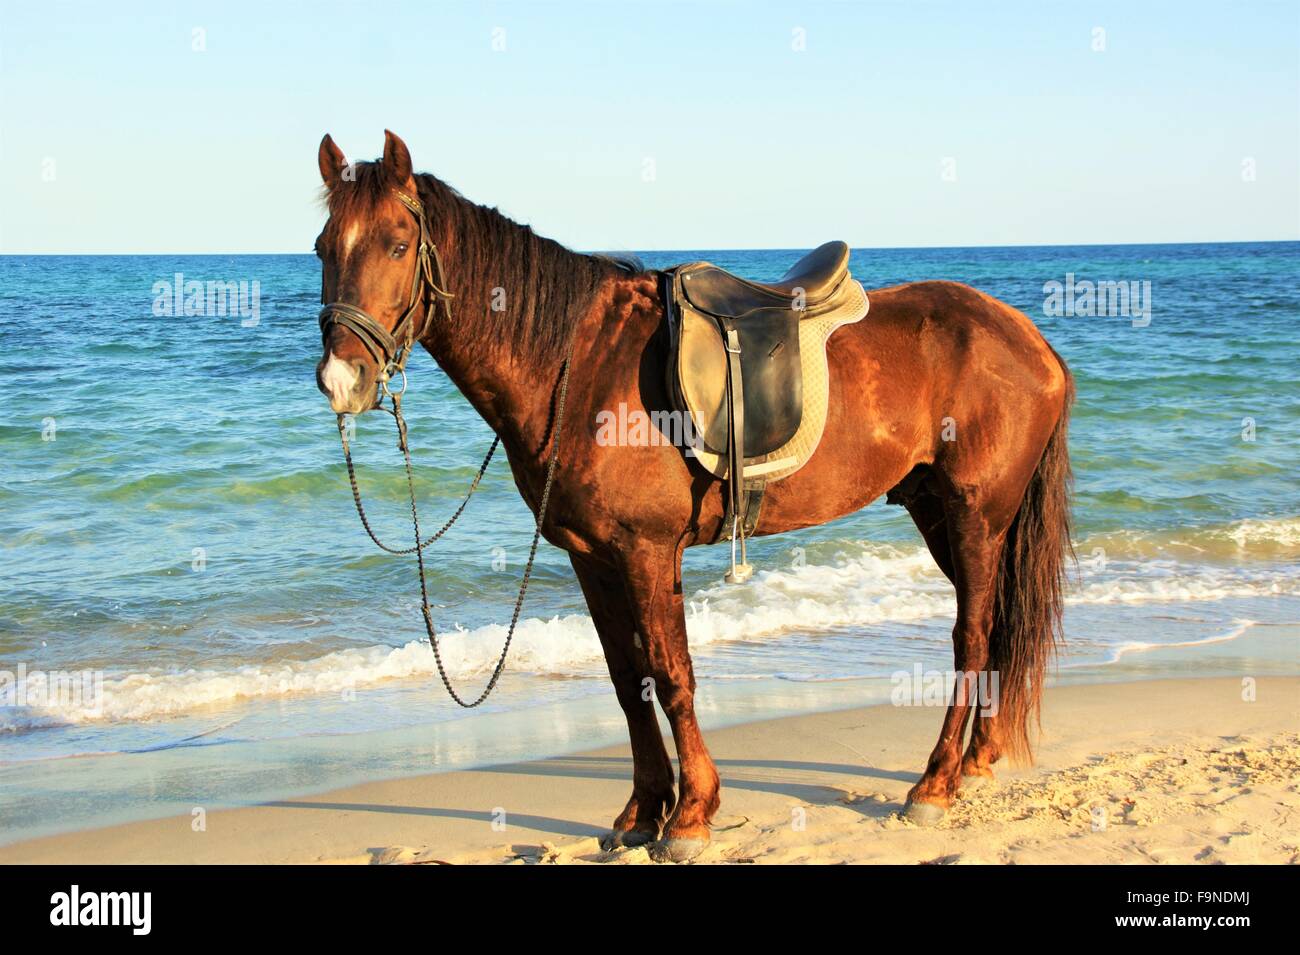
724,515,753,584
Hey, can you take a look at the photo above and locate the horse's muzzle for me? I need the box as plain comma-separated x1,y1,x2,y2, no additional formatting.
316,352,378,414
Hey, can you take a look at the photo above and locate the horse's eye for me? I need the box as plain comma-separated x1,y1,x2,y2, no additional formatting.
391,243,409,260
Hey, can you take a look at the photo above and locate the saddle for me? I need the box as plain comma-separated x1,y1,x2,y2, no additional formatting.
665,241,869,582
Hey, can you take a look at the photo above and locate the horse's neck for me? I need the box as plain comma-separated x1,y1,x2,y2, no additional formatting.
416,185,583,463
420,298,557,466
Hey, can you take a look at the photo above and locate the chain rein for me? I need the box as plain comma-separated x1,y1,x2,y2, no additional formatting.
325,187,572,707
339,422,497,556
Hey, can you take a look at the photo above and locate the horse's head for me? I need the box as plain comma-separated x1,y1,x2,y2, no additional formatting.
314,130,437,415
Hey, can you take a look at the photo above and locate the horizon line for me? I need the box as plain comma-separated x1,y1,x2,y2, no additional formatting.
2,238,1296,258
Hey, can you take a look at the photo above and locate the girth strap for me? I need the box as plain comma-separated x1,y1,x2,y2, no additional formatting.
721,323,753,583
724,326,746,524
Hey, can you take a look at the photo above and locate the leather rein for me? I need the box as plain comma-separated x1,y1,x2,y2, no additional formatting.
320,187,574,708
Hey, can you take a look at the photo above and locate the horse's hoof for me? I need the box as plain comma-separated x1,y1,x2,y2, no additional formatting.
962,773,994,791
650,837,708,863
903,800,946,827
600,829,657,851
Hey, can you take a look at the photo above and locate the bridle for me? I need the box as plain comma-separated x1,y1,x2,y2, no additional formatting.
317,188,454,402
318,185,575,708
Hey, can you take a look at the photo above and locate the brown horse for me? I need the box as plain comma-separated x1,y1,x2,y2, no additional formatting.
314,131,1074,862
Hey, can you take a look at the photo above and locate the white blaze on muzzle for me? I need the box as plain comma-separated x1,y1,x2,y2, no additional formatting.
321,353,360,409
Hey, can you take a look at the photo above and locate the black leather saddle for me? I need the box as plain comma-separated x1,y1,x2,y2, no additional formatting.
665,241,869,581
675,241,854,456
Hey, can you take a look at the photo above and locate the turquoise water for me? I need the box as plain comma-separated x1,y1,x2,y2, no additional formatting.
1,242,1297,840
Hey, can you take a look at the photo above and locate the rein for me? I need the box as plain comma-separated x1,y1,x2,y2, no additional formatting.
324,187,574,707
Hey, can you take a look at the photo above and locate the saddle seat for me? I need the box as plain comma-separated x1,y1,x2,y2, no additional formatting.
678,241,852,318
665,241,870,576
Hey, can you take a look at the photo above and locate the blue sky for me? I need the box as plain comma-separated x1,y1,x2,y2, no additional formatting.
1,0,1296,253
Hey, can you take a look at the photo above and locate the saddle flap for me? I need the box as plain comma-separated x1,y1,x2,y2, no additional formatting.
673,274,803,457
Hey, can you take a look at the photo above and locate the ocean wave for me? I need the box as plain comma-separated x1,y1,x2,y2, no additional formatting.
0,613,601,729
1077,516,1300,561
1060,620,1256,667
85,461,498,505
1,536,1294,729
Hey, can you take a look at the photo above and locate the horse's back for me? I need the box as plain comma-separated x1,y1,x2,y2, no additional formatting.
853,280,1068,397
755,278,1072,530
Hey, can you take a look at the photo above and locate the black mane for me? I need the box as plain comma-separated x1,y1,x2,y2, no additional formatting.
323,161,639,361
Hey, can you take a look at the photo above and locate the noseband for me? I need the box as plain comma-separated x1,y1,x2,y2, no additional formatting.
317,188,454,394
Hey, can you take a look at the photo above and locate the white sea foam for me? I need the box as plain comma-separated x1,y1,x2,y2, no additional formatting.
2,539,1295,729
1060,620,1257,667
1220,516,1300,551
1078,515,1300,559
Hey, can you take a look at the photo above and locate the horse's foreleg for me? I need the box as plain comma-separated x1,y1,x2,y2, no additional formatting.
904,505,1004,826
618,542,720,863
570,554,674,848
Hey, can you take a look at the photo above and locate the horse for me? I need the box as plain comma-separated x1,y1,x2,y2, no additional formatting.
313,131,1075,862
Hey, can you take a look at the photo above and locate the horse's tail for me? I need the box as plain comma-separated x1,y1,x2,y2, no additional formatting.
988,351,1075,763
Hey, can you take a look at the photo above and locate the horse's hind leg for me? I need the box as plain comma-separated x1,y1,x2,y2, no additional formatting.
570,554,675,848
900,484,1004,789
898,474,955,582
903,497,1008,825
961,712,1003,786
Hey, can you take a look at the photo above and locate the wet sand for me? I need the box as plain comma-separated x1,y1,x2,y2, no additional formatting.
2,675,1295,865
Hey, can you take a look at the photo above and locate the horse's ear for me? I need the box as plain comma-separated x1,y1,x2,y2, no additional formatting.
382,129,413,184
318,134,347,190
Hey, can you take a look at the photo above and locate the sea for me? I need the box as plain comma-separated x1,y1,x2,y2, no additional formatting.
0,241,1296,843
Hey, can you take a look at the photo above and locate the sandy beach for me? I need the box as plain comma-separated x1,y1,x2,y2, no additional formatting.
3,674,1295,865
